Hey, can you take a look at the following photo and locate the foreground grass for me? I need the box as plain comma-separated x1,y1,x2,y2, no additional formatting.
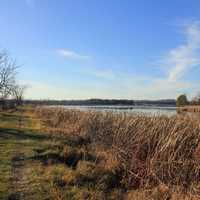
35,107,200,200
0,107,123,199
0,107,55,199
1,106,200,199
0,139,14,199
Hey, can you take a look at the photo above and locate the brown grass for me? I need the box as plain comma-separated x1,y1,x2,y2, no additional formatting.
177,106,200,114
35,107,200,199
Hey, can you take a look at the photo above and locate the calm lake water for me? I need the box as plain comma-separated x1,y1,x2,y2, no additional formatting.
57,105,177,116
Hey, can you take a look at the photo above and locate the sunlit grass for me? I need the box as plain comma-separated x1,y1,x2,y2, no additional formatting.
0,141,15,199
1,106,200,199
35,107,200,199
0,107,54,199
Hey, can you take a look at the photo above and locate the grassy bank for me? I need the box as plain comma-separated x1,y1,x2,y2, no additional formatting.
0,107,75,199
0,108,53,199
1,106,200,199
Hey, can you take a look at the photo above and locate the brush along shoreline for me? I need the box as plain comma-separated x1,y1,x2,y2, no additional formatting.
35,107,200,199
177,106,200,114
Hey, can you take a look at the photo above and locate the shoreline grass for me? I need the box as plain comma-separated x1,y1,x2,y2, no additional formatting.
1,106,200,199
34,107,200,199
177,106,200,114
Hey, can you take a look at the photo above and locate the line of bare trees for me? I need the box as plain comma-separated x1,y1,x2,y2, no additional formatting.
191,92,200,105
192,92,200,105
177,93,200,106
0,50,26,110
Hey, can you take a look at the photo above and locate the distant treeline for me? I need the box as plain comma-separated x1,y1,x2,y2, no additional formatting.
24,99,176,107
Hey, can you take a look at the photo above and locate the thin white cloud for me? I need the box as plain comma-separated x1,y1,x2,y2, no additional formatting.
162,20,200,82
23,20,200,100
82,67,116,80
56,49,90,60
21,81,86,100
103,76,193,100
21,77,194,100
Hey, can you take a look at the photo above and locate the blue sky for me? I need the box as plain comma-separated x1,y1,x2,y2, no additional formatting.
0,0,200,99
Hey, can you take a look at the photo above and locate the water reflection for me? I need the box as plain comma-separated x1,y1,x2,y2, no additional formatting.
56,105,177,116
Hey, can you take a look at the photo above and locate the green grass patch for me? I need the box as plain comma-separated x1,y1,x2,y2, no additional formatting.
0,140,15,199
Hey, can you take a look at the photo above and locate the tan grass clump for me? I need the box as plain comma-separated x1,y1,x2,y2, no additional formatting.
35,107,200,194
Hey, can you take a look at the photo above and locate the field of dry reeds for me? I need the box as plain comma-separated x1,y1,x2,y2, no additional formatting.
177,106,200,114
35,107,200,199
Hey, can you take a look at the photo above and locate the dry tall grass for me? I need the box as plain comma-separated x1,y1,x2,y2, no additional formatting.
36,107,200,198
177,106,200,114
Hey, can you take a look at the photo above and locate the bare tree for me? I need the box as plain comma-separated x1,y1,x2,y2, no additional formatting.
12,84,27,105
0,50,18,109
192,92,200,105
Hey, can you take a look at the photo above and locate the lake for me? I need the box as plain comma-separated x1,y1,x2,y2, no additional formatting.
56,105,177,116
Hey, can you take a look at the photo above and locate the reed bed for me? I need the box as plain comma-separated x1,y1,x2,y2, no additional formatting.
177,106,200,114
36,107,200,198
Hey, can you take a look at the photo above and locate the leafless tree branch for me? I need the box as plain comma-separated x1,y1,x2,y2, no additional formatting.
0,50,19,100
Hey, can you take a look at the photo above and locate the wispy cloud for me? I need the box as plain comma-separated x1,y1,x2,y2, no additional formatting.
82,67,116,80
161,20,200,82
21,81,83,100
56,49,90,60
24,20,200,100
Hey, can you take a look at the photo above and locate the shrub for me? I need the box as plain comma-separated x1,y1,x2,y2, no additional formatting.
176,94,188,107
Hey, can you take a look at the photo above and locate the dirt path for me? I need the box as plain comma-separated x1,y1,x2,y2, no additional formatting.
9,152,27,200
0,111,53,200
8,151,50,200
